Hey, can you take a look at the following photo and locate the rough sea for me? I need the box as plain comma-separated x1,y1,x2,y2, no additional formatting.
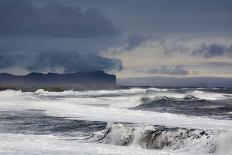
0,88,232,155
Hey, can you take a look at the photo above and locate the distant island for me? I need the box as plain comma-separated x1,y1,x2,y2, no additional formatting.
0,71,116,91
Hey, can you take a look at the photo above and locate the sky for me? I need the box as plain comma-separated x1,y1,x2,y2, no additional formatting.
0,0,232,79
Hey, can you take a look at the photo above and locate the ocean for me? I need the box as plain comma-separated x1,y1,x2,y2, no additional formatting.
0,88,232,155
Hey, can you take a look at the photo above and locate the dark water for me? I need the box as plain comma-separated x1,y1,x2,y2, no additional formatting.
0,110,106,137
133,95,232,119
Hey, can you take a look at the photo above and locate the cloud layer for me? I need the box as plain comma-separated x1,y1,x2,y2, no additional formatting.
193,43,232,58
0,50,122,74
0,0,117,38
159,38,232,58
108,36,232,78
0,0,231,78
0,0,123,74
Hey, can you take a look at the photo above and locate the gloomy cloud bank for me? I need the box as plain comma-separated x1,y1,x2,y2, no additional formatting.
0,50,122,74
0,0,124,74
70,0,232,35
0,0,231,78
0,0,117,38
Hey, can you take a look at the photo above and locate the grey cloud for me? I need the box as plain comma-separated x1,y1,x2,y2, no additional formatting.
159,39,232,58
107,34,152,54
193,44,232,58
0,55,14,68
0,53,30,68
123,35,152,50
67,0,232,34
29,51,122,73
0,0,117,38
0,51,123,74
132,66,189,76
159,39,190,54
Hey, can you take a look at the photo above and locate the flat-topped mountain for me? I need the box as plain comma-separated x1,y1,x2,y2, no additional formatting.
0,71,116,91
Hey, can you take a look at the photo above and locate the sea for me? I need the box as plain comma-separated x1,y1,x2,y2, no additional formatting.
0,88,232,155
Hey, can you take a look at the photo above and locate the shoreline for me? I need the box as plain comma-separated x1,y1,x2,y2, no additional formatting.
0,85,231,92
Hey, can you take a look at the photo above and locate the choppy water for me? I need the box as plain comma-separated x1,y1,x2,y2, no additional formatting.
0,88,232,155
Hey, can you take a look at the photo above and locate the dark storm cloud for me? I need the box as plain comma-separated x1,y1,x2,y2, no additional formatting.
0,0,231,77
0,51,122,73
0,0,117,38
29,51,122,73
131,66,189,76
61,0,232,34
0,0,123,74
193,44,232,58
0,53,30,68
0,55,14,68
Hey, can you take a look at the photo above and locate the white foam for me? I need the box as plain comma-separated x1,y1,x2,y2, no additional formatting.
215,131,232,155
0,90,23,97
92,123,216,153
0,89,232,155
33,88,232,101
0,90,232,130
1,130,230,155
0,133,192,155
188,90,230,100
34,88,147,97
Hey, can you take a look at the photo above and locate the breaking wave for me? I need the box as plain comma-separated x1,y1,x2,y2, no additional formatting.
134,94,232,119
83,123,232,154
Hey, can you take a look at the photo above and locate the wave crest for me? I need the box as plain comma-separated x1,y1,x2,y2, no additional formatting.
84,123,217,153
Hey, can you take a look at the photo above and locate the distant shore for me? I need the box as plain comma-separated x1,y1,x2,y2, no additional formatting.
0,85,118,92
1,85,232,93
0,71,117,91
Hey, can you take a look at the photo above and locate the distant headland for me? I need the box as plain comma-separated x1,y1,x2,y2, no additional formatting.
0,71,116,91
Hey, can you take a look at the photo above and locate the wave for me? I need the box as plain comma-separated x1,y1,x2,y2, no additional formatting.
188,90,230,100
83,123,232,154
0,89,23,97
135,95,232,119
1,89,232,130
141,95,202,102
1,88,232,155
34,88,147,98
1,88,230,101
0,133,188,155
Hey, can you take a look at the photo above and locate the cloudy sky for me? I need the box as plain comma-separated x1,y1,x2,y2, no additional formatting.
0,0,232,79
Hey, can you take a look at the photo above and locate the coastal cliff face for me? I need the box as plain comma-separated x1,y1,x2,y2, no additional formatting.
0,71,116,90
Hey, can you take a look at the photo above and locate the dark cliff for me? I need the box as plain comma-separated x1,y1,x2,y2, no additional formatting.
0,71,116,91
